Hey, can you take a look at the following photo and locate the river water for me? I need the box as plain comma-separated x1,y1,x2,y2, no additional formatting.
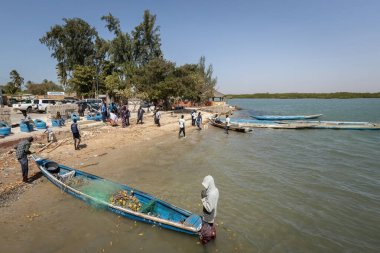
1,99,379,253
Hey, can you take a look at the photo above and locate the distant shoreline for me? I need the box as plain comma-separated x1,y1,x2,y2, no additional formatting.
227,92,380,99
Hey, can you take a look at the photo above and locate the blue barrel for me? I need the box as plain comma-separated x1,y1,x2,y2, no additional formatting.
95,113,102,121
0,121,11,136
71,114,80,121
51,119,61,127
86,115,96,121
86,113,101,121
34,119,47,129
20,122,34,132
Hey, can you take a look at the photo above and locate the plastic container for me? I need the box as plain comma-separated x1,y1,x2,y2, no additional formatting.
0,121,11,136
20,122,34,132
51,119,61,127
86,113,102,121
71,114,80,121
34,119,47,129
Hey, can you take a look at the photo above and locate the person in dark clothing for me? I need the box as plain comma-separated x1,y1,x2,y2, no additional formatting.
137,107,145,124
126,108,131,126
78,103,84,117
120,106,127,128
101,101,107,122
15,137,34,182
71,119,81,150
155,109,161,127
196,112,202,130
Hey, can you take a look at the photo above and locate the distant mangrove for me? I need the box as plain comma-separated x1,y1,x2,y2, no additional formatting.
227,92,380,99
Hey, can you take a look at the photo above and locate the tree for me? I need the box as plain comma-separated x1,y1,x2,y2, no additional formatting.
132,58,175,102
26,80,63,95
132,10,162,66
197,56,217,102
4,70,23,95
40,18,99,85
68,65,96,97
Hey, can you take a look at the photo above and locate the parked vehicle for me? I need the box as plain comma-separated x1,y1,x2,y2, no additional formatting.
35,99,57,113
83,98,102,104
75,101,100,112
12,99,38,112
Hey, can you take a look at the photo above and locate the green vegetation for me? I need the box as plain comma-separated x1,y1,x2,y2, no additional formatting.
36,10,216,107
227,92,380,99
26,79,63,95
3,70,24,95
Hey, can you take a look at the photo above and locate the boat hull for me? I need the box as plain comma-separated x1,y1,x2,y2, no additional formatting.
32,156,202,236
251,114,322,120
209,118,252,132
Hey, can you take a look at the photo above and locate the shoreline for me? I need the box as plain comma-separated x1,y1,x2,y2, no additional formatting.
0,109,215,206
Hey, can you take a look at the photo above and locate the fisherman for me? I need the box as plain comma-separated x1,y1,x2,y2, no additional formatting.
137,106,145,124
44,126,55,142
108,111,118,126
225,114,231,134
21,110,34,130
56,111,64,126
200,175,219,244
126,107,131,126
191,110,197,126
214,113,222,123
101,100,107,122
120,105,127,128
15,137,34,183
178,115,186,138
155,109,161,127
71,118,81,150
196,112,202,130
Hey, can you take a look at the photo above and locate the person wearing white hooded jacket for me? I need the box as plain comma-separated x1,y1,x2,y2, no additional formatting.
200,175,219,244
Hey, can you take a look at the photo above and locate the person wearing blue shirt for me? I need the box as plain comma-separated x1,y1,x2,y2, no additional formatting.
71,119,81,150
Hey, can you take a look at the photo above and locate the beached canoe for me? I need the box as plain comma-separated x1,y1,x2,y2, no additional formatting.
209,118,253,133
251,114,322,120
292,120,380,130
32,155,203,236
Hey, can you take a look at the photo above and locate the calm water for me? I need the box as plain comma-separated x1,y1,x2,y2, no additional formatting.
1,99,380,253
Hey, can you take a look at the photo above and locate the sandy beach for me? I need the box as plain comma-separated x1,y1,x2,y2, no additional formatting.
0,110,213,206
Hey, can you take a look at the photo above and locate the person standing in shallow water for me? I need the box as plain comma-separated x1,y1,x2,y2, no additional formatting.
15,137,34,183
71,118,81,150
225,114,231,134
199,175,219,244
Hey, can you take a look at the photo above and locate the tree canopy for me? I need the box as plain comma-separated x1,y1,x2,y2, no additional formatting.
39,10,217,104
25,79,63,95
3,70,24,95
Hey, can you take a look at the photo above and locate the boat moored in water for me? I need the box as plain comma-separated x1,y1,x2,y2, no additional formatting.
251,114,323,120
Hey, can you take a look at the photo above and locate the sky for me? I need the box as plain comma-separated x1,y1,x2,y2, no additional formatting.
1,0,380,94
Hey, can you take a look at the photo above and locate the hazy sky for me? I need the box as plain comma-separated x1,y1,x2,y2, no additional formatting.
1,0,380,94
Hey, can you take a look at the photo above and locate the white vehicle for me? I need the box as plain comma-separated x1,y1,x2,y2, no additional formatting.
35,99,57,112
83,98,102,104
12,99,38,112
